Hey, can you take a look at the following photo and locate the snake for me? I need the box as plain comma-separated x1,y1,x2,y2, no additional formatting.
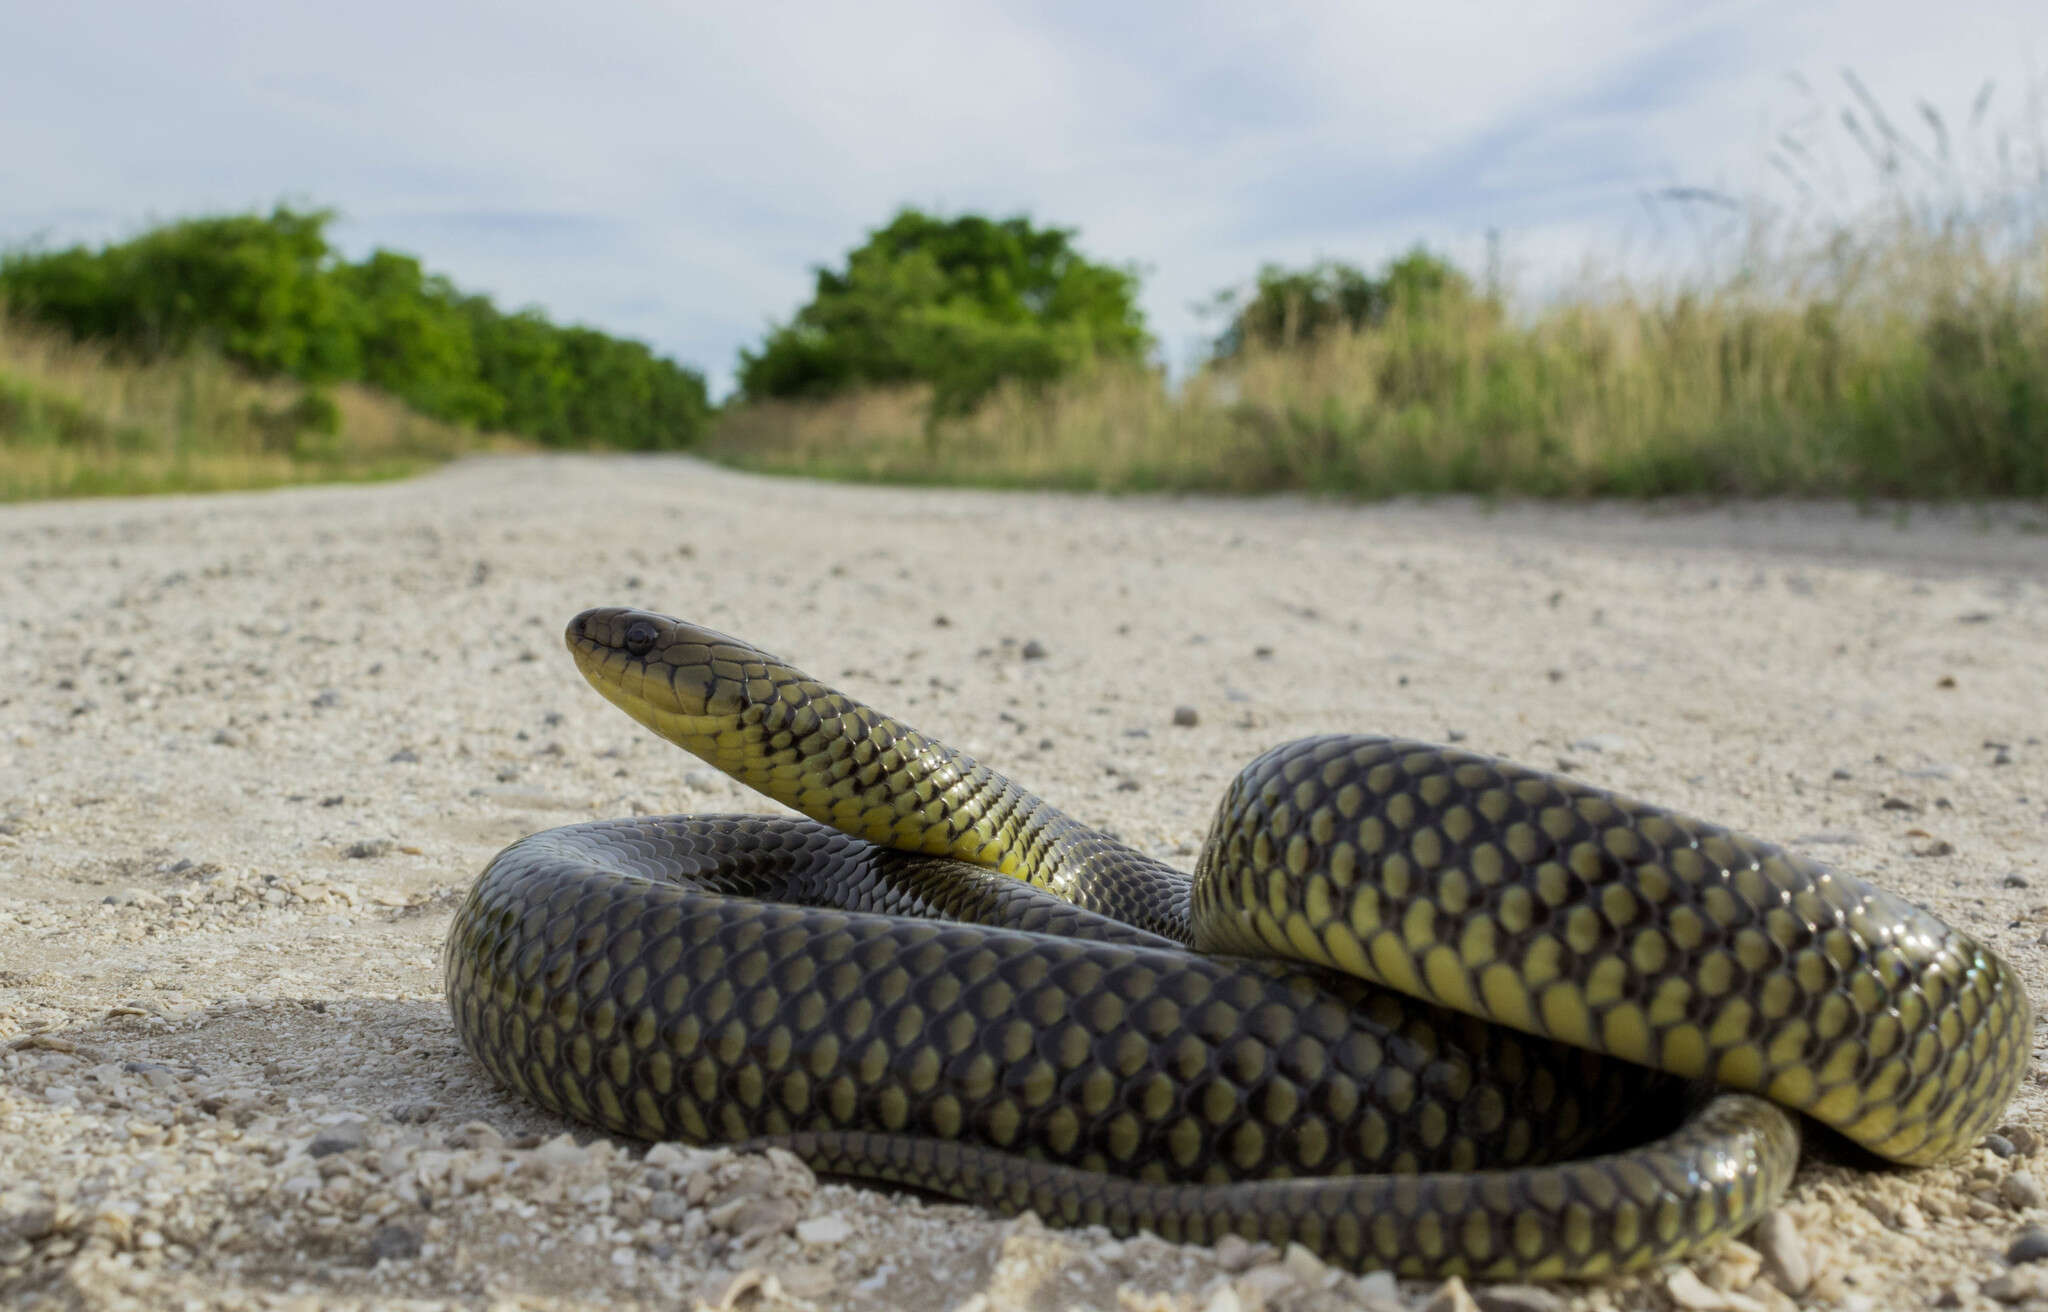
444,606,2031,1279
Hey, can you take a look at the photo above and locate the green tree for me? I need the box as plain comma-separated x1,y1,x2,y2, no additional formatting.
3,205,712,449
2,206,360,377
337,249,494,423
738,209,1149,413
1210,248,1473,358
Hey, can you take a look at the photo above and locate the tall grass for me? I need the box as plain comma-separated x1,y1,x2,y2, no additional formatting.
710,84,2048,499
0,307,515,501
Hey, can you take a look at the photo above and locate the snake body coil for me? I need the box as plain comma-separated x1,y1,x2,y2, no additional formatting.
445,607,2030,1277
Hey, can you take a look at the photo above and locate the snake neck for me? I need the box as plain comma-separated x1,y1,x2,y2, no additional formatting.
642,670,1194,941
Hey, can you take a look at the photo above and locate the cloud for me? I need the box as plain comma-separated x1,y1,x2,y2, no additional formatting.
2,0,2041,390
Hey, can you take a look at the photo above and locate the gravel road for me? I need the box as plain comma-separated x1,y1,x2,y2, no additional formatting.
2,455,2045,1312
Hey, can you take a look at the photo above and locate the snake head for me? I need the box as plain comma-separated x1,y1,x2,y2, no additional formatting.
565,607,778,746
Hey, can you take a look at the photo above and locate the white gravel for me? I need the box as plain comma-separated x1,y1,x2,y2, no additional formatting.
1,454,2044,1312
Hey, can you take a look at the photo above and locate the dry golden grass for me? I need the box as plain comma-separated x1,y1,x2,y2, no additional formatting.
711,139,2048,500
0,309,518,501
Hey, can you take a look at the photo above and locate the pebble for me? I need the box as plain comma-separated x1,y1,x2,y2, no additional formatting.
1987,1134,2019,1158
307,1121,368,1157
1474,1284,1568,1312
1423,1275,1480,1312
2004,872,2030,888
795,1214,851,1245
1020,639,1048,660
368,1222,421,1263
1172,705,1199,727
2003,1172,2045,1209
1753,1208,1812,1294
2008,1226,2048,1264
2004,1125,2042,1155
344,838,393,859
1569,734,1630,754
1985,1266,2048,1303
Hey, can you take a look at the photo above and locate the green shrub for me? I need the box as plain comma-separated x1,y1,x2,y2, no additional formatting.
738,208,1148,415
2,207,711,450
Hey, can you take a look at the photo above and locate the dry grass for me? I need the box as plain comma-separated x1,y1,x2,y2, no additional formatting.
709,216,2048,499
0,309,517,501
710,83,2048,501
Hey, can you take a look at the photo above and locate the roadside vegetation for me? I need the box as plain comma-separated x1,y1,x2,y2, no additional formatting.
0,309,515,500
712,84,2048,499
8,77,2043,502
1,207,707,500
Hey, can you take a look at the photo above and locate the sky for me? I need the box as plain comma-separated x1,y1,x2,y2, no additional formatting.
2,2,2042,394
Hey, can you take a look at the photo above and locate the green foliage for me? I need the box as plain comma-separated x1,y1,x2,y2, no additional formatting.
1210,249,1476,359
1,206,710,449
738,209,1148,414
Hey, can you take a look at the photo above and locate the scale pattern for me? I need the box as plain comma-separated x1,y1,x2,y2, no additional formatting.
442,608,2030,1277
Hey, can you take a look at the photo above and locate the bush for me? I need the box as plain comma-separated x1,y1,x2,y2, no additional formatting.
738,208,1148,415
1209,249,1477,359
2,207,711,450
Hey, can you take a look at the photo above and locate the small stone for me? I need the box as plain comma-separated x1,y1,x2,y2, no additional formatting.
1986,1267,2048,1303
648,1191,690,1223
0,1202,56,1242
778,1262,835,1299
307,1121,367,1157
387,1100,441,1124
2007,1226,2048,1263
1280,1241,1328,1285
211,728,244,747
1753,1209,1811,1294
1569,734,1629,754
2004,873,2030,889
1210,1233,1263,1272
1354,1270,1403,1310
2003,1172,2045,1209
1987,1134,2020,1158
1172,705,1199,727
1423,1275,1481,1312
388,748,420,764
1830,767,1854,780
450,1121,502,1150
310,689,342,709
645,1142,697,1173
1475,1284,1568,1312
1666,1268,1730,1309
368,1223,421,1264
2003,1125,2042,1155
794,1214,851,1245
1020,639,1048,661
345,838,392,859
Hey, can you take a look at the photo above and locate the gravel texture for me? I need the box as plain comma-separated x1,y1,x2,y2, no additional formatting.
2,454,2045,1312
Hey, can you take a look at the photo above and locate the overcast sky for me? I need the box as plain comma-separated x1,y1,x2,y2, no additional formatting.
3,2,2041,393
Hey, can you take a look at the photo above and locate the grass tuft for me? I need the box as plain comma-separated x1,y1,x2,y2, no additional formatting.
0,306,516,501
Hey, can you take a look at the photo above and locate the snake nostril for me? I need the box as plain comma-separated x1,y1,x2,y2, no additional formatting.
623,618,659,656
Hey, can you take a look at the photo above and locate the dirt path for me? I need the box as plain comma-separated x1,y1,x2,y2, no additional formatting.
2,455,2044,1311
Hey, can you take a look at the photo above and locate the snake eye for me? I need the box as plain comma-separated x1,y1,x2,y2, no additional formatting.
623,619,659,656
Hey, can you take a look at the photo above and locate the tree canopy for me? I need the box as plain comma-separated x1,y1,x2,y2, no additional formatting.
738,208,1149,414
1,207,710,450
1210,249,1474,359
